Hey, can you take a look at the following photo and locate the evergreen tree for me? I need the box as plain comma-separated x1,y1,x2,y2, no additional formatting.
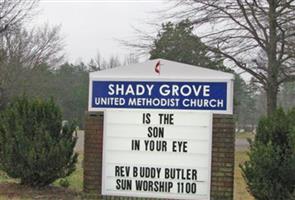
0,96,78,187
241,108,295,199
150,19,228,72
150,19,255,129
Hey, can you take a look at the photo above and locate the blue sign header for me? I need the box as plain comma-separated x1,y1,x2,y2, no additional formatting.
90,81,227,111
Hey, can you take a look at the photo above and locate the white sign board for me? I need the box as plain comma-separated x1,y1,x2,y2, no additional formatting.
102,110,212,200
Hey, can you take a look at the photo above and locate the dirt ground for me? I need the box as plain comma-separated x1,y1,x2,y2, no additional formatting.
0,183,80,200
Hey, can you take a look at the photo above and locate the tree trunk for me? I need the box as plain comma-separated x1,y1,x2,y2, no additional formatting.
266,1,279,117
266,85,278,116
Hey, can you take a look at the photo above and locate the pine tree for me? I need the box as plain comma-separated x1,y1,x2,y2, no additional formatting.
0,96,78,187
241,108,295,200
150,19,228,72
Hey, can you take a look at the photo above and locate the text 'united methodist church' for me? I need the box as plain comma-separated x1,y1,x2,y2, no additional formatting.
89,59,233,113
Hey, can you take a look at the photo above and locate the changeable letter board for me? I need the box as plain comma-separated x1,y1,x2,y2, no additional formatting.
102,110,212,200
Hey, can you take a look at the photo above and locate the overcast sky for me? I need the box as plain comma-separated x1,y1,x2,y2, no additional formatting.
36,0,167,63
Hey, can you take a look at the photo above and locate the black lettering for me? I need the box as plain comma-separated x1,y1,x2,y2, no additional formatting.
135,180,173,192
147,127,164,138
192,169,197,180
183,141,188,152
178,182,197,194
164,168,197,180
143,113,151,124
172,141,188,152
159,114,174,125
115,166,120,176
114,166,130,177
116,179,120,190
116,179,132,190
147,127,152,137
144,140,167,152
133,167,138,177
125,166,130,177
131,140,140,151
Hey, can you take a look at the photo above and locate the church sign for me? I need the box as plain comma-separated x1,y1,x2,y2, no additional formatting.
86,59,235,200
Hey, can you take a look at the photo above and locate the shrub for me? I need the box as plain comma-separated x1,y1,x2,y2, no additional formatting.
59,178,70,188
241,108,295,200
0,96,78,187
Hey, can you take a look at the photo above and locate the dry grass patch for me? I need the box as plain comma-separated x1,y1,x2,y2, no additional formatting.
234,151,254,200
236,132,255,140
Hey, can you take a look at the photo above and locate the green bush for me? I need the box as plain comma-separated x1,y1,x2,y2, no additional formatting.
241,108,295,200
59,178,70,188
0,96,78,187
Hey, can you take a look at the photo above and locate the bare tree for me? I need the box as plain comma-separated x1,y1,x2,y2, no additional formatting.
0,0,38,109
124,53,139,65
0,0,38,35
108,55,121,68
92,52,105,71
169,0,295,115
0,24,65,68
88,52,122,72
88,52,109,72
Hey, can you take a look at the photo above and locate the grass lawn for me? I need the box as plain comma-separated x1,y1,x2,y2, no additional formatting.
236,132,255,140
0,151,254,199
53,154,83,191
234,151,254,200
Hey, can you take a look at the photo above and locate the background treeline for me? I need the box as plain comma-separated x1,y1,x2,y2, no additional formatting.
4,63,89,128
1,56,294,130
236,80,295,131
0,53,136,128
0,1,294,130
